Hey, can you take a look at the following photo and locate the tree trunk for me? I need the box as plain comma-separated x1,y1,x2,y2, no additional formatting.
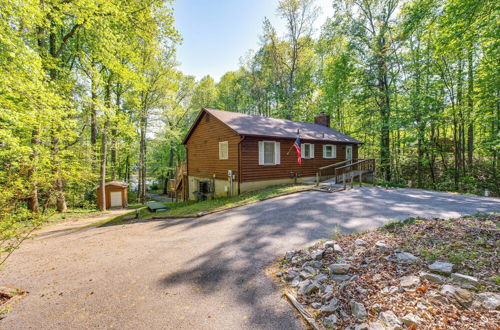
27,129,40,213
90,77,98,170
49,23,67,211
467,48,474,169
99,120,108,211
138,111,147,203
99,74,112,211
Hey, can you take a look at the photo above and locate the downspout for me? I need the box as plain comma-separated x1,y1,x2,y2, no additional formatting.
237,135,246,195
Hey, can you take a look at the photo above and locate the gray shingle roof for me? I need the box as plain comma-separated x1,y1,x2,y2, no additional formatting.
200,108,362,144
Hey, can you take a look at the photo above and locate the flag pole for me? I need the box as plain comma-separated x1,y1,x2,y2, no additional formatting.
287,129,300,155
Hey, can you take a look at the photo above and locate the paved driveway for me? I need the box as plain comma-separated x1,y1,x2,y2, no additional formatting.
1,187,498,329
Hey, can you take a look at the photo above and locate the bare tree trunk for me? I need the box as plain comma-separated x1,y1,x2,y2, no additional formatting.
90,77,98,170
467,48,474,169
49,24,67,212
138,111,147,203
99,120,108,211
27,129,40,213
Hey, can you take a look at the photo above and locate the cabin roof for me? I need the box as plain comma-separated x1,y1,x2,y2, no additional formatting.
183,108,362,144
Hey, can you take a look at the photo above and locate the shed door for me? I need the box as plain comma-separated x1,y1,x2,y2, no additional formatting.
110,191,122,207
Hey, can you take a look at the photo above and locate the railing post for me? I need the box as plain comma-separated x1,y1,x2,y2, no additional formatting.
343,173,346,189
359,171,362,187
316,172,319,186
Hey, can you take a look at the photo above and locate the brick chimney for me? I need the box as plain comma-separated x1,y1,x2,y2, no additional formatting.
314,112,330,128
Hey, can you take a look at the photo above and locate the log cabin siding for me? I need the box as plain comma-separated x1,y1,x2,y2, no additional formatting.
240,136,358,182
185,112,240,180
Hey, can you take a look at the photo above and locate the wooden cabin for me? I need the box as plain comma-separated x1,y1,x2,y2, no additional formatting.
96,181,129,209
181,108,364,200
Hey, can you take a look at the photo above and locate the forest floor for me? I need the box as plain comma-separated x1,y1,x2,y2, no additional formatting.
276,214,500,329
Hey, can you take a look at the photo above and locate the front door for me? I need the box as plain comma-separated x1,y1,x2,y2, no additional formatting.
346,146,352,160
110,191,122,207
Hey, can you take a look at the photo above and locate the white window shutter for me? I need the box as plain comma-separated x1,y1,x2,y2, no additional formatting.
310,144,315,158
301,144,305,158
323,145,327,158
258,141,264,165
333,145,337,158
275,142,280,165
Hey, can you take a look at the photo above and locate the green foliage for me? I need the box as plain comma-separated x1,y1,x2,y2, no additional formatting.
0,0,179,262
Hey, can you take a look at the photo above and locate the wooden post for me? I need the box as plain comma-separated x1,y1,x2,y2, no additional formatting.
350,173,354,188
316,172,319,186
343,173,346,189
359,172,362,187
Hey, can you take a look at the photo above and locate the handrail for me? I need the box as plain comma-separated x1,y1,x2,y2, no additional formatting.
334,158,374,171
318,159,352,171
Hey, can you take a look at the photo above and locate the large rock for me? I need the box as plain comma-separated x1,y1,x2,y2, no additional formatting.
428,261,454,275
333,244,343,253
381,286,398,294
451,273,479,289
355,238,369,246
329,263,350,274
285,271,298,281
402,313,423,327
298,279,319,296
420,271,446,284
323,314,338,328
350,301,368,321
285,251,295,261
378,311,402,329
311,249,324,260
320,298,339,313
290,277,301,287
367,323,388,330
440,284,473,306
332,274,351,283
399,275,420,289
476,292,500,310
323,240,336,249
314,274,329,283
440,284,459,297
393,252,421,264
306,260,323,268
375,240,389,250
454,288,474,306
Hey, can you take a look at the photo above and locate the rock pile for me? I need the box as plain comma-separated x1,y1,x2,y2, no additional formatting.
277,225,499,329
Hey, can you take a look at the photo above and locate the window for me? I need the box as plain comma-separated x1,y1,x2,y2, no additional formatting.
264,142,275,164
301,143,314,159
323,145,336,159
258,141,281,165
219,141,228,160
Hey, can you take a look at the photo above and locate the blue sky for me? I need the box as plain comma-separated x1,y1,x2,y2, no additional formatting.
173,0,334,81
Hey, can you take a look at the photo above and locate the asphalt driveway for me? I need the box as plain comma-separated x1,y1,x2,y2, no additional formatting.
1,187,498,329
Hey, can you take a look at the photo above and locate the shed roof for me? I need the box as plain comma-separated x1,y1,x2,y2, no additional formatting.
183,108,361,144
104,181,129,188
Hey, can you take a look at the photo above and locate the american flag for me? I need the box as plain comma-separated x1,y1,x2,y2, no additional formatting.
293,137,302,165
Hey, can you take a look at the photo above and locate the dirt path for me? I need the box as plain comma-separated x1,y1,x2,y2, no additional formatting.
0,187,498,329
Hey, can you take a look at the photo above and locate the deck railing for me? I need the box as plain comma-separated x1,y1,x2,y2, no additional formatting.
317,159,353,180
169,162,187,200
334,158,375,184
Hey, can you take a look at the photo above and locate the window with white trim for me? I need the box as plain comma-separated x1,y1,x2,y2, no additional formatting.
219,141,228,160
301,143,314,159
323,144,336,159
258,141,281,165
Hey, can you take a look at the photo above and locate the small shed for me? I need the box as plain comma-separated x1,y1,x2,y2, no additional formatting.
96,181,129,209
